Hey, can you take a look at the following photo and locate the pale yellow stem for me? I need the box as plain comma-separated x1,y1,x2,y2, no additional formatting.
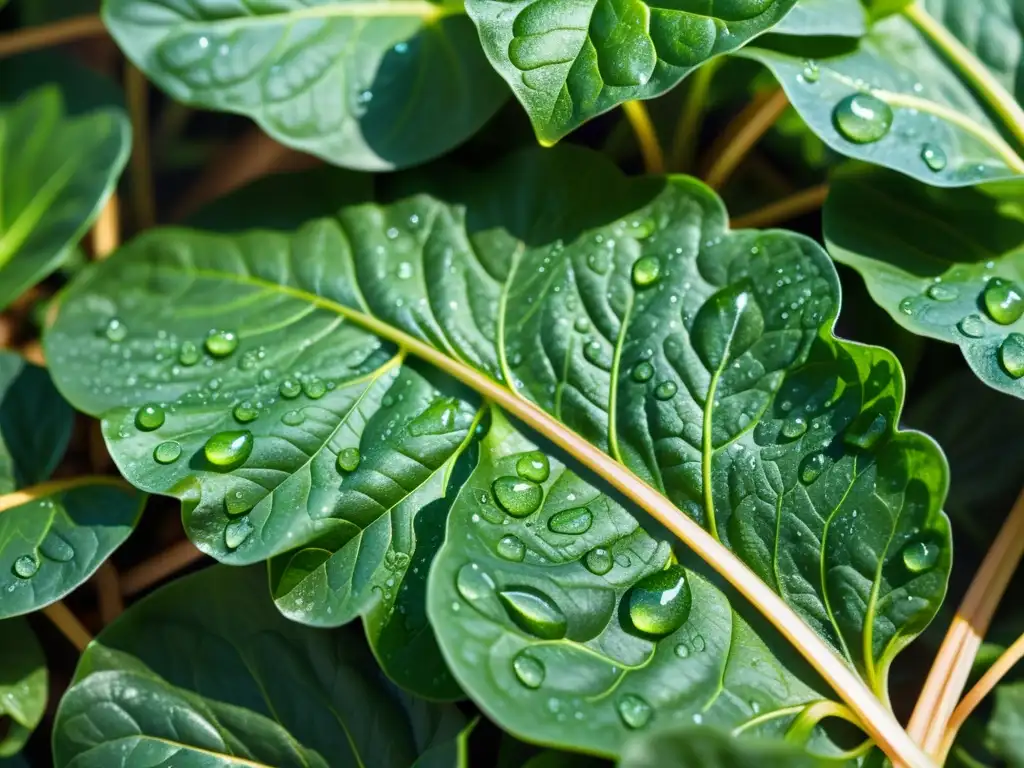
0,477,129,515
43,601,92,651
731,185,830,229
122,539,205,597
91,194,120,260
704,89,790,190
621,100,665,174
0,15,106,59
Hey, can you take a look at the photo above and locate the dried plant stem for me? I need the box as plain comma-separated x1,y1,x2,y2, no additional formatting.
731,185,830,229
908,487,1024,755
704,88,789,190
125,64,156,230
0,15,106,59
122,539,205,597
91,195,121,260
621,100,665,174
94,562,124,623
43,602,92,651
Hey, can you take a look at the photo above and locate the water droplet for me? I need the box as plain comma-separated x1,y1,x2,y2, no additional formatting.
800,453,826,484
692,634,706,652
902,540,939,572
631,256,661,288
512,651,545,689
409,398,460,436
203,430,253,468
225,490,253,517
516,451,549,483
135,403,165,431
926,283,957,301
497,535,526,562
12,555,38,579
574,317,591,333
654,381,677,400
584,547,613,575
233,402,259,423
899,297,915,315
396,261,413,279
337,447,361,473
492,476,542,518
983,278,1024,325
801,60,820,83
205,330,238,358
627,565,692,637
832,93,893,144
224,516,253,550
631,361,654,382
584,340,606,368
780,417,807,439
39,532,74,562
303,378,327,399
1000,333,1024,378
920,143,947,172
617,694,652,729
548,506,593,535
456,562,495,603
279,379,301,398
282,409,305,426
153,441,182,464
179,341,201,366
844,413,887,450
958,314,986,338
674,643,690,659
498,587,567,639
104,317,127,342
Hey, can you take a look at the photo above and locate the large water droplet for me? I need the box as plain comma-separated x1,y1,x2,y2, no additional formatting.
153,441,182,464
512,651,545,689
832,93,893,144
573,317,591,333
584,547,613,575
225,490,254,517
780,417,807,439
583,340,607,368
631,361,654,382
179,341,201,366
337,447,361,473
920,143,947,172
492,477,542,518
801,60,820,83
926,283,957,302
497,535,526,562
654,381,677,400
282,410,305,426
515,451,549,483
902,540,939,573
631,256,661,288
844,413,887,450
800,453,826,484
104,317,127,342
204,430,253,468
1000,333,1024,378
983,278,1024,325
12,555,38,579
617,694,653,729
135,403,165,431
691,283,763,371
40,532,74,562
224,516,253,550
456,563,495,603
409,398,459,436
627,565,692,637
958,314,986,338
498,587,567,639
899,297,915,316
233,402,259,423
303,378,327,399
205,330,238,358
279,379,301,399
548,506,593,535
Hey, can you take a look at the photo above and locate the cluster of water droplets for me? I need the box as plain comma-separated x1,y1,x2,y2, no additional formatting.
9,501,75,583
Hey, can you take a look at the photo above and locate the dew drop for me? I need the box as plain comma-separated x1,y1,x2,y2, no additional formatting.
203,430,253,468
456,562,495,604
282,409,305,426
832,93,893,144
12,555,38,579
153,441,182,464
496,535,526,562
224,517,253,550
135,403,165,431
674,643,690,659
512,651,545,689
225,490,254,517
799,453,826,484
617,694,653,729
303,378,327,399
337,447,361,473
584,547,613,575
627,565,692,637
692,634,706,652
39,532,74,562
498,587,567,639
983,278,1024,325
515,451,549,483
780,417,807,439
844,413,887,450
920,143,947,172
926,283,957,301
899,297,915,316
654,381,677,400
583,340,607,368
205,330,238,358
179,341,201,366
573,317,591,333
104,317,128,342
902,540,939,573
999,333,1024,379
279,379,301,399
958,314,986,338
492,476,542,518
233,402,259,423
631,256,661,288
548,506,593,535
801,60,820,83
631,361,654,382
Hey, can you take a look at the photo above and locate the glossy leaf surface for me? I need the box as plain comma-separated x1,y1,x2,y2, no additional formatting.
986,681,1024,766
825,163,1024,398
53,564,466,768
0,86,129,311
740,13,1024,186
466,0,798,144
103,0,507,171
45,146,949,696
619,725,830,767
775,0,867,37
428,410,837,757
0,617,46,757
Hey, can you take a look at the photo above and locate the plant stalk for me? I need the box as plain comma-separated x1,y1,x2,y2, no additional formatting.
0,476,129,515
0,15,106,59
122,539,205,596
43,602,92,651
125,64,156,230
704,88,789,190
671,60,720,172
91,195,120,259
621,100,665,173
731,184,830,229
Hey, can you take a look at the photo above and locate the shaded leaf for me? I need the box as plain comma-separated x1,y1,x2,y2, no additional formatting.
466,0,798,144
0,617,46,757
618,724,830,767
53,564,466,768
987,682,1024,767
103,0,507,171
0,86,129,311
739,13,1024,186
775,0,867,38
824,163,1024,397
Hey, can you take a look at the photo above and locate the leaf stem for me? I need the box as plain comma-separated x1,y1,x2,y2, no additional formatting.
621,101,665,174
907,486,1024,756
785,700,861,745
0,15,106,59
704,88,789,190
94,562,124,623
125,64,156,230
730,184,830,229
671,60,720,173
122,539,206,597
904,3,1024,150
42,601,92,651
0,476,130,515
91,195,120,260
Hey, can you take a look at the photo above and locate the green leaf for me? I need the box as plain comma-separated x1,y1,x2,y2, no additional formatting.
45,146,949,708
824,163,1024,397
53,564,467,768
102,0,507,171
738,13,1024,186
618,725,831,767
465,0,798,145
986,682,1024,767
0,86,129,311
0,617,46,757
774,0,867,38
428,409,843,757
